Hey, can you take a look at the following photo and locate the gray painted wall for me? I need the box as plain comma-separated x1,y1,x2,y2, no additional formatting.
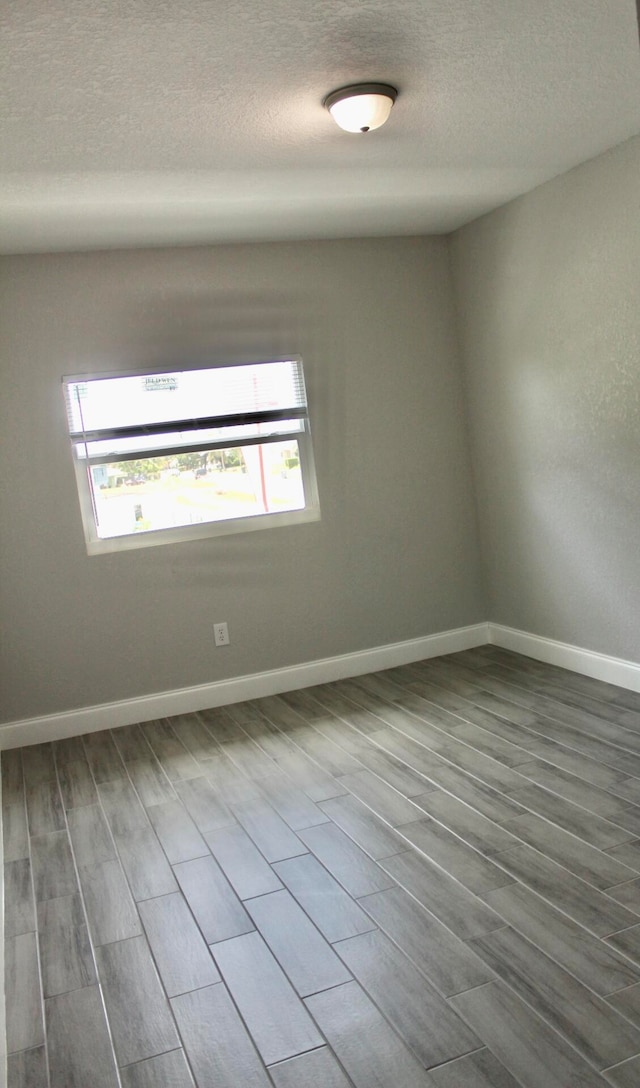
0,237,484,722
451,135,640,661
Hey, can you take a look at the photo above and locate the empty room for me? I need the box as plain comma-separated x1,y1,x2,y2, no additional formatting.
2,2,640,1087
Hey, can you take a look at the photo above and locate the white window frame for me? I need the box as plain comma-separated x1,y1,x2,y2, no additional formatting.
63,358,320,555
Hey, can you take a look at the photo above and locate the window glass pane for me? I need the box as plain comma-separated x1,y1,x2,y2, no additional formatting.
89,440,305,539
67,361,305,434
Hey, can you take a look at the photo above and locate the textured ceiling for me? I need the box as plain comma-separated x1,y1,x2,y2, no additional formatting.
2,0,640,253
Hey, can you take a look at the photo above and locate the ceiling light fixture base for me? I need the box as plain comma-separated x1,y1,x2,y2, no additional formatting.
324,82,398,133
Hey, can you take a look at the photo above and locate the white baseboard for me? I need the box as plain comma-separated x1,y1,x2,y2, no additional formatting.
488,623,640,693
0,622,490,751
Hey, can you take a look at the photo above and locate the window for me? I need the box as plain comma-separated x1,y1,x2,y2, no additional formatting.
63,359,320,554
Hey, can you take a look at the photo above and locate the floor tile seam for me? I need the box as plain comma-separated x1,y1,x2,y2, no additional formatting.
602,989,640,1030
80,730,133,787
487,712,640,779
3,860,37,941
269,850,384,941
331,763,434,828
181,709,233,761
352,717,520,804
421,1044,490,1074
504,783,640,845
297,719,387,778
447,974,630,1079
118,733,182,809
413,777,526,828
110,722,160,767
6,809,48,1070
91,781,153,842
339,684,536,777
392,794,521,855
165,983,224,1087
20,783,50,1041
50,745,179,1078
136,878,229,997
475,852,635,942
331,792,427,835
393,814,519,894
202,801,311,881
470,671,640,761
489,670,640,731
122,908,224,1068
236,878,384,998
266,1041,355,1084
227,710,300,765
1,796,30,867
288,690,401,760
214,726,284,782
306,716,382,765
51,752,119,992
167,722,222,765
226,789,317,859
475,889,640,996
505,769,638,822
204,938,339,1076
464,923,640,1031
61,744,190,928
279,833,399,918
334,727,442,798
317,809,408,863
473,657,640,723
243,701,371,787
350,888,503,998
138,716,203,782
383,686,544,769
497,809,640,877
315,706,394,748
117,1045,187,1074
452,672,640,760
424,699,640,799
602,969,640,997
376,670,533,739
605,877,640,895
302,972,479,1076
0,749,26,810
330,922,505,1003
471,647,617,693
253,742,350,805
311,803,412,870
371,846,510,939
487,829,640,903
599,920,640,944
52,742,97,812
24,769,66,840
42,976,119,1086
137,758,231,867
601,1055,640,1080
230,849,381,967
423,1046,527,1086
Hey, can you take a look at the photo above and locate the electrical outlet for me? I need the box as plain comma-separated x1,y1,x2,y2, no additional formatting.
214,621,230,647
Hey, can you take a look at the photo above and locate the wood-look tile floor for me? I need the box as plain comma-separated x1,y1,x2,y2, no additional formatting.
4,646,640,1086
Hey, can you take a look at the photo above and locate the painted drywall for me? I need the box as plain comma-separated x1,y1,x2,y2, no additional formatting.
451,134,640,662
0,237,485,722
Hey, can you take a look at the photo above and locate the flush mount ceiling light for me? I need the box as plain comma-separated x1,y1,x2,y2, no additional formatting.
324,82,398,133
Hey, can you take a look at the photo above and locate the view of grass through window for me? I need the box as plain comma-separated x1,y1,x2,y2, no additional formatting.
91,440,304,538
